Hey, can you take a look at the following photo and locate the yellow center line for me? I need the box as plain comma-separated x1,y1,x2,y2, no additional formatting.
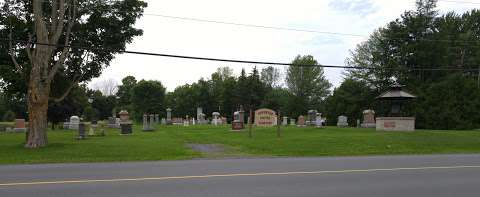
1,165,480,187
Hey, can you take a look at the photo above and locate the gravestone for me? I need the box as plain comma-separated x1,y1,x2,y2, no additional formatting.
184,115,190,126
232,111,245,131
161,118,166,125
254,108,277,127
357,119,361,128
282,117,288,126
107,117,116,128
143,114,154,131
361,110,376,128
69,116,80,130
154,114,159,124
290,118,296,126
119,110,133,135
88,120,98,136
337,116,348,127
297,115,306,127
315,113,323,128
307,110,318,126
196,107,204,124
77,122,86,140
212,112,220,126
166,108,172,125
14,119,27,132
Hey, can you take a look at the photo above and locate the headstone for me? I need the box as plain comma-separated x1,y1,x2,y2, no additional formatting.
307,110,318,126
232,111,245,131
297,115,306,127
290,118,296,126
107,117,116,128
337,115,348,127
315,113,323,128
77,122,86,140
88,120,98,136
192,118,196,125
196,107,203,124
282,117,288,126
166,108,172,125
69,116,80,130
14,119,27,132
356,119,361,128
142,114,152,131
254,108,277,127
184,115,190,126
115,118,121,129
212,112,220,126
361,110,376,128
161,118,166,125
119,110,132,135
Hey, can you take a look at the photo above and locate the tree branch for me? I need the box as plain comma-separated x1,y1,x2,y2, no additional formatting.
50,73,81,103
8,30,23,74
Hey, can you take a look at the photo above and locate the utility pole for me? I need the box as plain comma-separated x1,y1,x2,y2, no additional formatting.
248,108,253,138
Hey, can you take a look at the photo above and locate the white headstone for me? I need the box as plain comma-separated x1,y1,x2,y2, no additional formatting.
69,116,80,130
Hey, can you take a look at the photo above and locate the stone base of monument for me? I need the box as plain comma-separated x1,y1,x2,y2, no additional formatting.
231,122,244,131
120,123,133,135
361,123,376,128
376,117,415,132
337,123,348,127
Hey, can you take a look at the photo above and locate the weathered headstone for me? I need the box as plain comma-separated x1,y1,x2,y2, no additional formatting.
142,114,153,131
297,115,306,127
119,110,133,135
290,118,296,126
154,114,159,124
282,117,288,126
232,110,245,131
166,108,172,125
107,117,116,128
69,116,80,130
337,115,348,127
361,110,376,128
161,118,166,125
184,115,190,126
315,113,323,128
77,122,86,140
14,119,27,132
212,112,220,126
88,120,98,136
254,108,277,127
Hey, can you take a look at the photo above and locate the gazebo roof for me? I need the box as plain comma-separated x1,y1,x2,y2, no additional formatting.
376,84,416,100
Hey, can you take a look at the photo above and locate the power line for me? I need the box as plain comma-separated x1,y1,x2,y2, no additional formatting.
438,0,480,5
3,38,479,72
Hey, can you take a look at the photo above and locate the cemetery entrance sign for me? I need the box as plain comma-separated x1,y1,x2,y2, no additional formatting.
254,108,277,127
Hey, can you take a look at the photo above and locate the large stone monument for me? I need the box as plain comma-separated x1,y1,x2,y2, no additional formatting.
69,116,80,130
119,110,133,135
337,115,348,127
376,84,417,132
254,108,277,127
361,110,376,128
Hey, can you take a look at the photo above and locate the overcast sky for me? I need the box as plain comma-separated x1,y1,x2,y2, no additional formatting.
89,0,478,92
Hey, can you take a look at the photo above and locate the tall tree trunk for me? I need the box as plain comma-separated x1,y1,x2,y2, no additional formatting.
25,59,51,148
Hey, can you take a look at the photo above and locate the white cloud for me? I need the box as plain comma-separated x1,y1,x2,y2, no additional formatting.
90,0,478,91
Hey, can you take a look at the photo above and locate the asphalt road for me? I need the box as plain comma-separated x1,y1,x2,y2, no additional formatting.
1,154,480,197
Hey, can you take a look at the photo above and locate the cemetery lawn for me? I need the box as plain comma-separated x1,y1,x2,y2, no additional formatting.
1,125,480,164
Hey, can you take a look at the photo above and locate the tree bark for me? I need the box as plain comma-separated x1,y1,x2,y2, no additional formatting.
25,81,50,148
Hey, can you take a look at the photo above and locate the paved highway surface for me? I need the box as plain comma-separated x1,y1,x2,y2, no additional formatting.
1,154,480,197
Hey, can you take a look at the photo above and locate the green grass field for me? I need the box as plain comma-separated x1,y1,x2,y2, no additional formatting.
1,125,480,164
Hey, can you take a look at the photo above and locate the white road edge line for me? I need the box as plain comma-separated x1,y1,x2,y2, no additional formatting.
1,165,480,187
